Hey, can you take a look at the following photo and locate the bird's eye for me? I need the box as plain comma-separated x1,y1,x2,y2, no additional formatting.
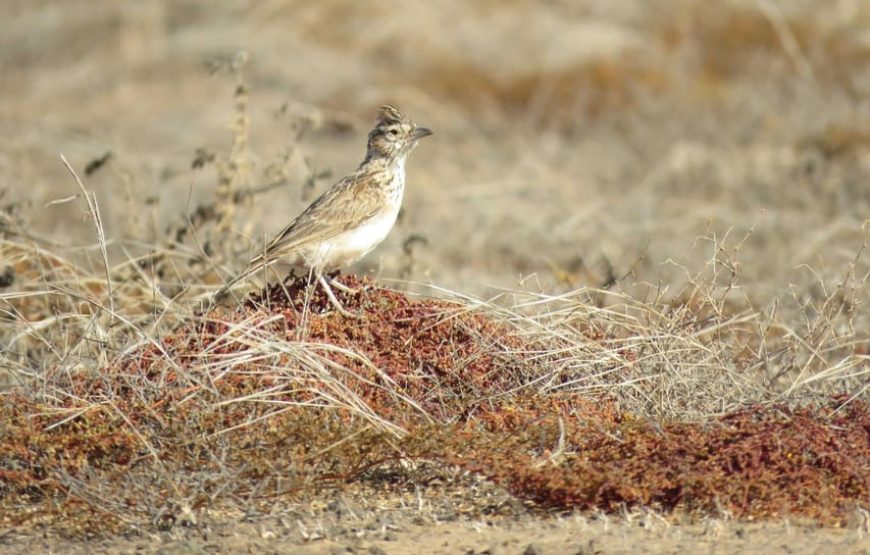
388,129,398,136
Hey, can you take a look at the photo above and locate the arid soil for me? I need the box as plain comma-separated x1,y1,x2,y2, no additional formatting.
5,504,869,555
4,465,870,555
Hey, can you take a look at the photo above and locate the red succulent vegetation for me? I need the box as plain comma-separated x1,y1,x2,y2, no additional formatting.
1,276,867,536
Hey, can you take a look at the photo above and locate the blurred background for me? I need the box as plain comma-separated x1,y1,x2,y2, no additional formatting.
1,0,869,308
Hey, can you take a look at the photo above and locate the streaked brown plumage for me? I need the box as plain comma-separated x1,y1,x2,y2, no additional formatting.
213,105,431,314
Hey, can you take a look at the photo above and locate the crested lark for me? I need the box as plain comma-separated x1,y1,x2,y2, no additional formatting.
213,105,431,315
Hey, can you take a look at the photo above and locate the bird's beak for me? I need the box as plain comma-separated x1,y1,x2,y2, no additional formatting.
413,127,433,140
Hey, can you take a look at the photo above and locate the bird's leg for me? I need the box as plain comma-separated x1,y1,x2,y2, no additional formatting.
325,271,365,295
317,274,361,318
330,279,360,295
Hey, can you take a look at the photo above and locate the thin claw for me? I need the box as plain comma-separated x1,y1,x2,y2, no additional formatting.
318,274,361,318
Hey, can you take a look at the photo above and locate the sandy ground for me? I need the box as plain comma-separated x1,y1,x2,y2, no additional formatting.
3,467,869,554
4,509,869,555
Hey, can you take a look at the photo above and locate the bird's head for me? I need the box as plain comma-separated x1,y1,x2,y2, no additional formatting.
365,105,432,162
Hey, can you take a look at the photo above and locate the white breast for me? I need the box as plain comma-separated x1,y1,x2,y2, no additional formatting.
307,167,405,271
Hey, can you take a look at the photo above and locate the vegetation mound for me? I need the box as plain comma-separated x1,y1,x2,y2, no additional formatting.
1,276,867,536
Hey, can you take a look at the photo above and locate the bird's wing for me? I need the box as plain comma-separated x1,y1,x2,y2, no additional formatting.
250,168,386,264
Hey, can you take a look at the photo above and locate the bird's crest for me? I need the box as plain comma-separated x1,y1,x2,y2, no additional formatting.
376,105,409,126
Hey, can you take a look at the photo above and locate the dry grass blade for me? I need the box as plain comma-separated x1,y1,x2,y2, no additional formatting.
60,153,114,317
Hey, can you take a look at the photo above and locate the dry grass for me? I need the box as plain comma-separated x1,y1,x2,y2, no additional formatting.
1,0,869,543
1,272,867,535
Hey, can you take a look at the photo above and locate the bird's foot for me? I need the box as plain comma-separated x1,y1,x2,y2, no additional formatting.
318,274,363,318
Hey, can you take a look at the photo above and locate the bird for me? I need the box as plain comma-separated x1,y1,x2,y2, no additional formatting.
212,105,432,316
